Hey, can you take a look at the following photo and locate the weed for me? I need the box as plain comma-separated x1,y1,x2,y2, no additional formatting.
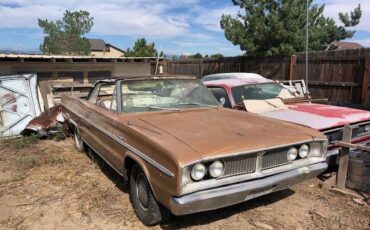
14,134,39,150
51,126,67,142
15,155,41,170
48,155,67,165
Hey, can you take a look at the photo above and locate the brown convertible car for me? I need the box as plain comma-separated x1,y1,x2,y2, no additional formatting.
61,76,328,226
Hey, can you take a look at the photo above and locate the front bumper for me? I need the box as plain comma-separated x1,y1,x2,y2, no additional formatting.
169,162,327,216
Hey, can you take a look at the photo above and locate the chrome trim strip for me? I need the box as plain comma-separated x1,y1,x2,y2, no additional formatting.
352,120,370,127
322,120,370,134
322,128,342,134
354,131,370,138
65,110,174,178
110,132,175,178
68,119,78,129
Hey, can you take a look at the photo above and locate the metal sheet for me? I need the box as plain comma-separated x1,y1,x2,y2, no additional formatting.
261,103,370,130
0,74,43,137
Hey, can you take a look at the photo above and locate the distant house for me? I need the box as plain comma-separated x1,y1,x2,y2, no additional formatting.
327,41,364,50
88,39,125,58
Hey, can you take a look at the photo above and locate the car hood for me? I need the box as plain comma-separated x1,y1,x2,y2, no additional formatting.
121,108,323,165
259,103,370,130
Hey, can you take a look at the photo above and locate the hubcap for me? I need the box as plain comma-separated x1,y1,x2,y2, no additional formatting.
136,174,149,210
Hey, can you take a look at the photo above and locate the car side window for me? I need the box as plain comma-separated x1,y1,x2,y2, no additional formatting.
96,84,116,110
110,87,117,111
208,87,232,108
88,83,101,104
88,83,117,111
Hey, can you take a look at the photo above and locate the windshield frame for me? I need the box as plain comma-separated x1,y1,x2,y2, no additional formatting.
231,82,285,105
118,78,221,113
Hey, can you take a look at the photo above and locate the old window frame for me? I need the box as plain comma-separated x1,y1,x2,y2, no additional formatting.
87,81,119,112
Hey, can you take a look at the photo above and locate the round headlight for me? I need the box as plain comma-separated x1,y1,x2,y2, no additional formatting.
209,161,224,178
287,147,298,161
190,163,206,181
299,144,309,158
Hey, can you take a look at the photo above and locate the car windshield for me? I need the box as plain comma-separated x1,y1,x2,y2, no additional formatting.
121,79,220,113
232,83,284,104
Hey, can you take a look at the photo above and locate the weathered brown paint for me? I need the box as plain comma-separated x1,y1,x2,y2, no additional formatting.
61,77,326,210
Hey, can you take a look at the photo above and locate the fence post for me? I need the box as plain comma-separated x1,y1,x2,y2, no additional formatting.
337,125,352,190
289,55,297,80
361,53,370,104
199,59,203,78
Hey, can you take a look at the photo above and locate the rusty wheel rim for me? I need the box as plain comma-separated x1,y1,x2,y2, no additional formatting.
136,173,149,211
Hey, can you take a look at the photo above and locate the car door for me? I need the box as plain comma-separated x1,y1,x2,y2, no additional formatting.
81,82,124,171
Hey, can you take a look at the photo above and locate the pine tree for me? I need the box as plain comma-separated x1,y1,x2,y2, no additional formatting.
38,10,93,55
220,0,362,56
125,38,159,57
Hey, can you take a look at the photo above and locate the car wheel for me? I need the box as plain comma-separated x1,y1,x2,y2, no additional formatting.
129,165,170,226
73,128,84,152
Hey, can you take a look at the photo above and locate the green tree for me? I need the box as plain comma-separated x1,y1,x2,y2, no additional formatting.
189,53,203,59
221,0,362,56
210,53,224,58
38,10,93,55
125,38,160,57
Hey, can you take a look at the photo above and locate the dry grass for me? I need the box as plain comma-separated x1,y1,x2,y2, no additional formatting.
13,134,39,150
0,138,369,229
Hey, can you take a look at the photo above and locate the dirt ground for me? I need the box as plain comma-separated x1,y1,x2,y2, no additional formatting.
0,137,369,230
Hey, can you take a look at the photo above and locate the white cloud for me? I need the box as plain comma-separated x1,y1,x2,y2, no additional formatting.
0,0,197,37
86,3,188,37
0,5,63,29
195,6,239,32
320,0,370,32
174,41,209,47
187,33,213,40
193,1,370,34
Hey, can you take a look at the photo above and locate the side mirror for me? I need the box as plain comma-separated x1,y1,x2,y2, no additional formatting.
219,97,226,106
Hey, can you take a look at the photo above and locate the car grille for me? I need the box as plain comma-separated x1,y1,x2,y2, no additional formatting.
221,152,258,178
325,130,342,144
261,149,291,170
325,123,369,145
219,148,294,178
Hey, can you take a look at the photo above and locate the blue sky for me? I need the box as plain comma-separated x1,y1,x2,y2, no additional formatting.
0,0,369,56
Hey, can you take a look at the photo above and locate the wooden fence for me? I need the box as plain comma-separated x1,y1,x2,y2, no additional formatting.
165,48,370,106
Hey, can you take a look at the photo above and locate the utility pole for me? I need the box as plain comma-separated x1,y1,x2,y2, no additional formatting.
306,0,309,89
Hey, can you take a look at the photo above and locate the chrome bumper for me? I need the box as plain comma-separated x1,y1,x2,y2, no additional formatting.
169,162,327,216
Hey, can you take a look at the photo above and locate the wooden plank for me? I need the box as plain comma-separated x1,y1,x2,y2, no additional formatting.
199,59,203,78
337,125,352,190
336,141,370,152
289,55,296,80
282,97,329,104
83,71,89,84
308,81,361,87
296,57,364,62
361,52,370,104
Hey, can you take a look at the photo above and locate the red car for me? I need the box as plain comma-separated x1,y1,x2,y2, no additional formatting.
203,74,370,164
